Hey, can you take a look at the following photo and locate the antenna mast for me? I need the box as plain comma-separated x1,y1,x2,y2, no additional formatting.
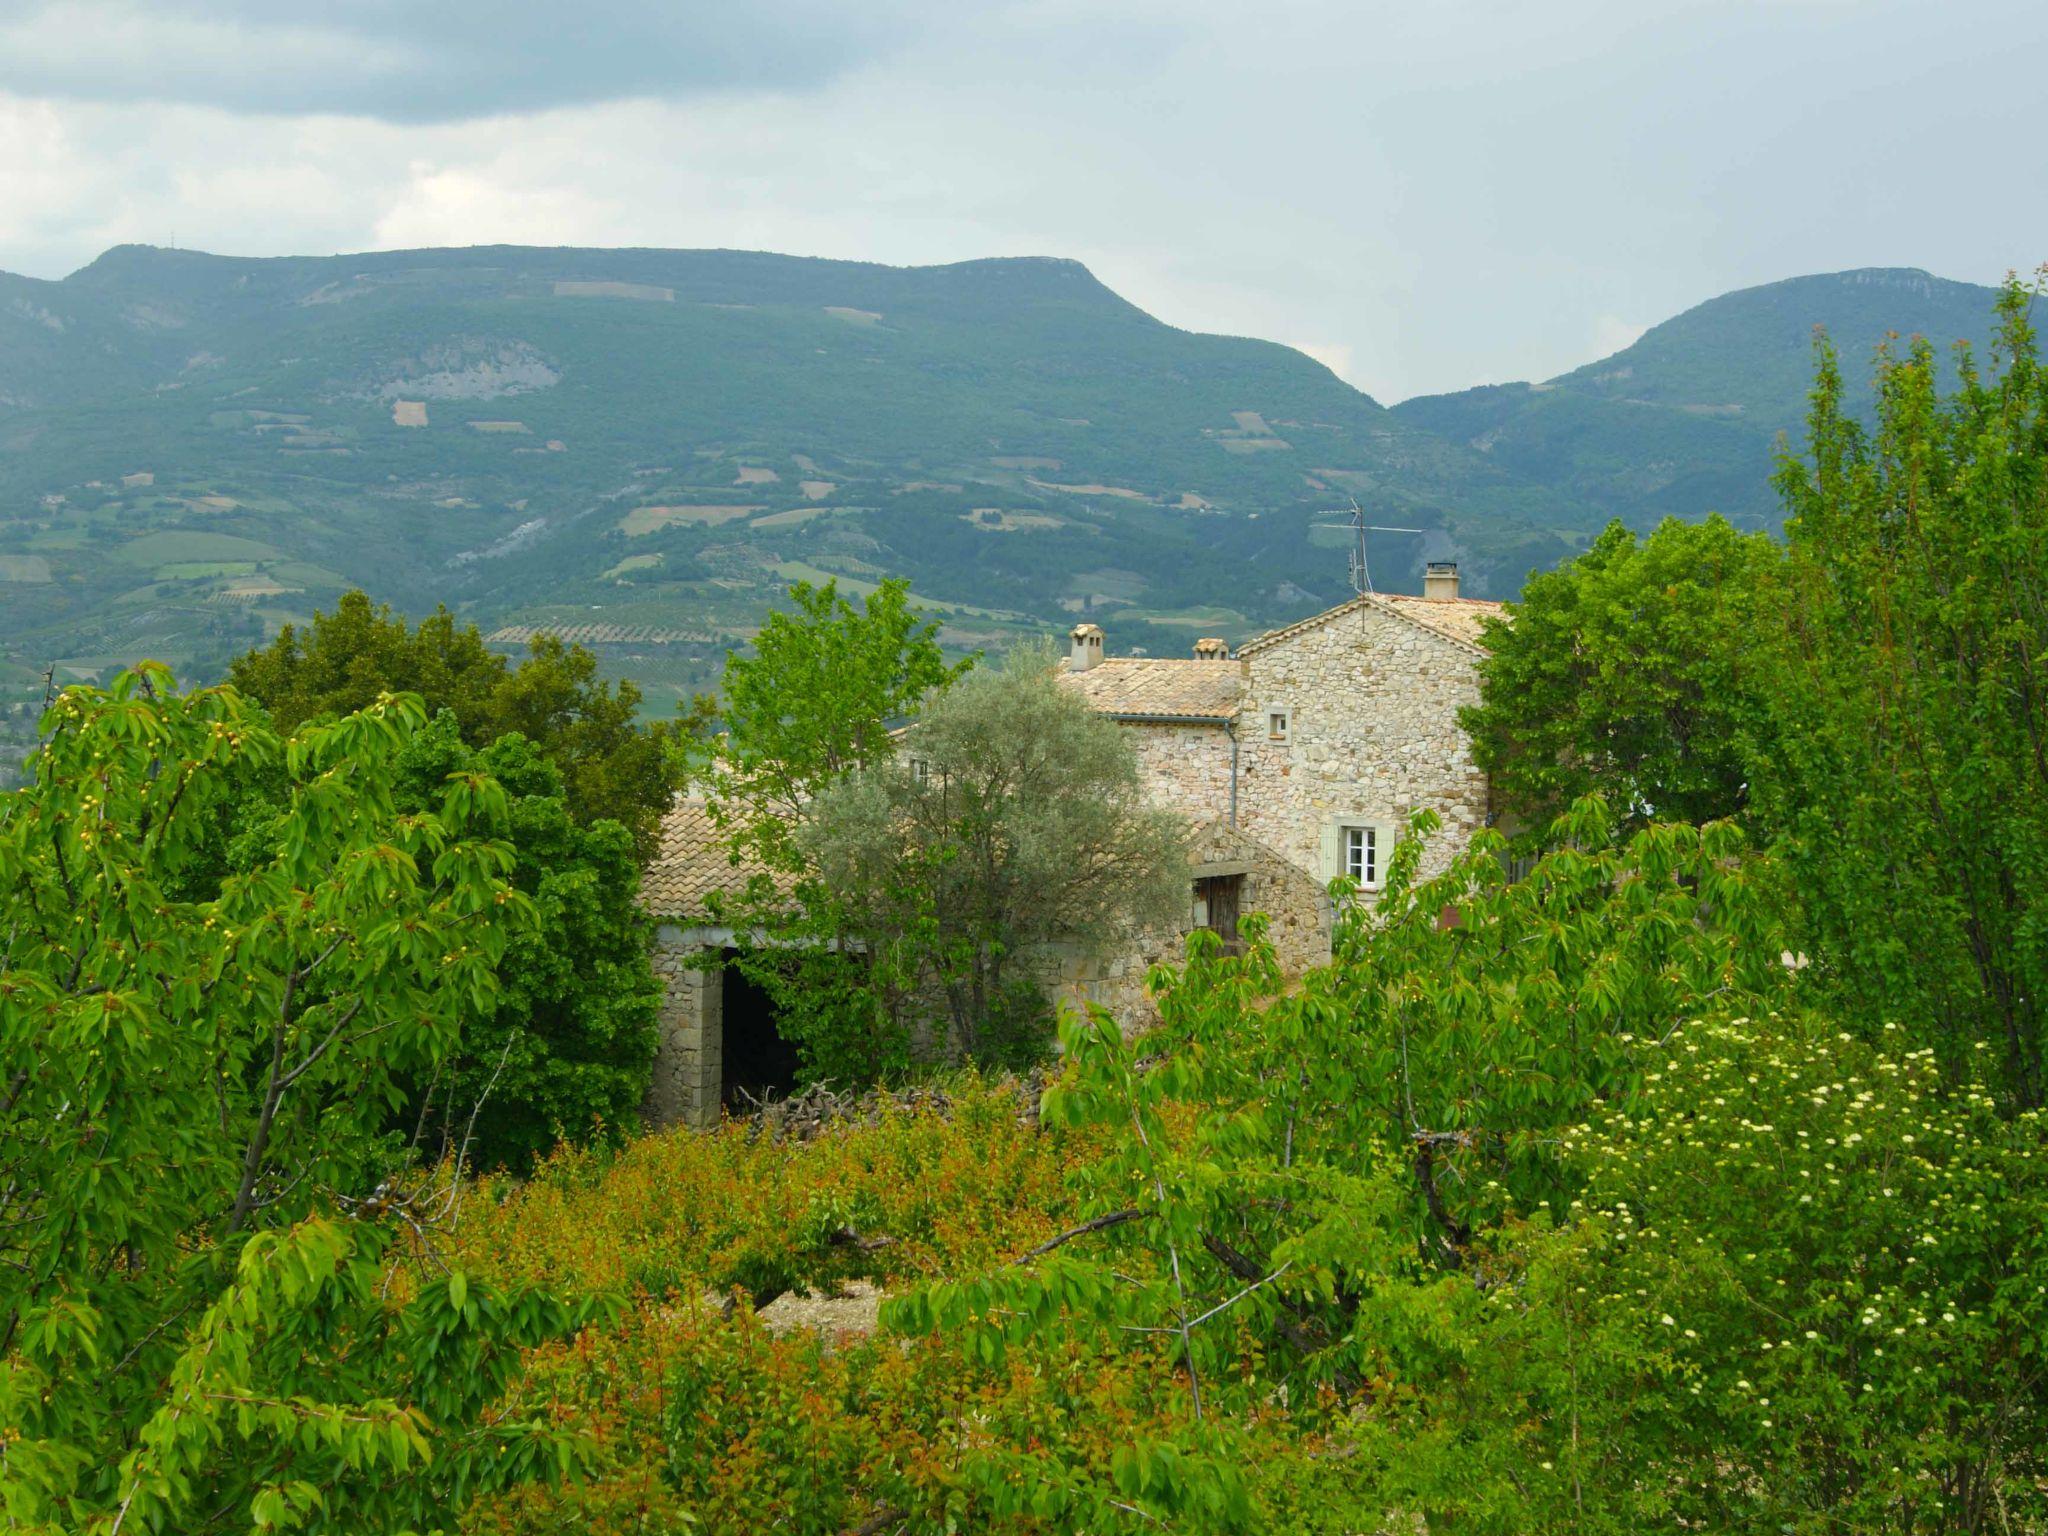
1344,499,1425,596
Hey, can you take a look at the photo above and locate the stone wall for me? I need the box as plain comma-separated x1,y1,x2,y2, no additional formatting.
641,603,1490,1128
1050,819,1329,1029
1235,603,1488,888
1124,720,1237,821
1048,940,1158,1027
645,933,722,1130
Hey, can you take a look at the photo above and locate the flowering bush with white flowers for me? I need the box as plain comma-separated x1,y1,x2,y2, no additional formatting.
1379,1011,2048,1532
1571,1014,2044,1528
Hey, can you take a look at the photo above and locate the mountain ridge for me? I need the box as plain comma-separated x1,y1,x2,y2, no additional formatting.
0,244,2018,715
1389,263,2010,528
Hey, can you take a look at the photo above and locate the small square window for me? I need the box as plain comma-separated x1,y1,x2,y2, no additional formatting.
910,757,931,784
1344,825,1377,886
1267,709,1291,743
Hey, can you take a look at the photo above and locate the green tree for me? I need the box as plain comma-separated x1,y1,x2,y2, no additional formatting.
1355,1013,2048,1533
226,599,674,1165
706,578,969,872
230,591,688,858
699,579,971,1086
1762,273,2048,1104
1463,514,1782,838
391,715,661,1174
0,667,592,1533
227,591,504,735
889,801,1793,1527
800,643,1189,1070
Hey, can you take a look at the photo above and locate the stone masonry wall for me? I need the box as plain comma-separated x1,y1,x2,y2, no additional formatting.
1124,721,1236,821
1235,603,1488,888
1050,819,1329,1029
1229,827,1333,979
642,606,1487,1127
644,934,722,1130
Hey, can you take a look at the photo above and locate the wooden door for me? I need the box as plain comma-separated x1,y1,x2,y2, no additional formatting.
1195,874,1244,953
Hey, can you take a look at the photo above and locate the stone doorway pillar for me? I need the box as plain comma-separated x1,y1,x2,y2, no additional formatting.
645,937,724,1129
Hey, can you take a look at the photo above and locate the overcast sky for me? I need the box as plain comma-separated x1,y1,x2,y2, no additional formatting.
1,0,2043,401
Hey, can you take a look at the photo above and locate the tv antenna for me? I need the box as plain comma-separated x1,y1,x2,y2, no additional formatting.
1344,499,1424,596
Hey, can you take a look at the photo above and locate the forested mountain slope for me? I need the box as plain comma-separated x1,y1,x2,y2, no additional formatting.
1392,267,2009,530
0,248,2015,713
0,243,1576,706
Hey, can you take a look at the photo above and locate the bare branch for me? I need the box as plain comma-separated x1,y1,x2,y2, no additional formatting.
1184,1261,1293,1332
1012,1208,1147,1264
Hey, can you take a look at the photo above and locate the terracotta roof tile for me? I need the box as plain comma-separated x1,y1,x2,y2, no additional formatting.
1372,592,1507,649
1239,592,1505,658
642,799,791,920
1058,657,1245,721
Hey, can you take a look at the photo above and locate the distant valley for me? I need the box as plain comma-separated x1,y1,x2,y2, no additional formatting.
0,245,2016,714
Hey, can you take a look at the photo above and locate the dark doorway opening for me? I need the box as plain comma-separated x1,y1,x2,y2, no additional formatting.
720,959,804,1107
1194,873,1246,955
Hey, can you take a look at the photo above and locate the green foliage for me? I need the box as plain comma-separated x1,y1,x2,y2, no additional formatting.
800,642,1190,1066
11,262,2046,1533
392,715,661,1175
1464,515,1783,835
420,810,2043,1534
230,591,687,858
1547,1015,2045,1529
1308,799,1790,1237
708,577,967,870
0,667,588,1533
885,803,1794,1524
712,621,1186,1086
707,578,970,1083
1763,273,2048,1105
1355,1013,2048,1533
228,596,676,1164
227,590,505,732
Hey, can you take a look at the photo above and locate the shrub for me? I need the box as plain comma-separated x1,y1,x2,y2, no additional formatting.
1347,1010,2048,1532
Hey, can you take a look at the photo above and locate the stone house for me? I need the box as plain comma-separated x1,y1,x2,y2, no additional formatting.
640,800,767,1131
641,562,1502,1127
1051,561,1501,1016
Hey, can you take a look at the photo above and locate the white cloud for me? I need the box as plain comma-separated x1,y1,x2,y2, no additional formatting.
372,167,604,252
1,0,2044,399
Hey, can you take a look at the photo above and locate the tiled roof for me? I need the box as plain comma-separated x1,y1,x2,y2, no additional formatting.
1058,657,1246,721
1374,592,1507,649
642,799,791,920
1239,591,1506,658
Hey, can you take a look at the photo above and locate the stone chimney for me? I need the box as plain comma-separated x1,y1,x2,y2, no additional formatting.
1069,622,1105,672
1423,561,1461,602
1192,637,1230,661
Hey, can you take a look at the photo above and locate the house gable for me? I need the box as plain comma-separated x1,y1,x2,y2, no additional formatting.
1240,589,1504,662
1233,596,1493,884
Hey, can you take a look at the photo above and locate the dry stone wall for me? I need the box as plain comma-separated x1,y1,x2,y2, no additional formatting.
1235,603,1488,888
1050,818,1328,1027
644,936,722,1130
1124,721,1236,820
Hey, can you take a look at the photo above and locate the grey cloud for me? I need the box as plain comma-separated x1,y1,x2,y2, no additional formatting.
0,0,924,121
2,0,2044,398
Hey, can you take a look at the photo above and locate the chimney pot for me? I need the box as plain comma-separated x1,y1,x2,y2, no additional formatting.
1424,561,1461,601
1069,622,1105,672
1192,637,1230,661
